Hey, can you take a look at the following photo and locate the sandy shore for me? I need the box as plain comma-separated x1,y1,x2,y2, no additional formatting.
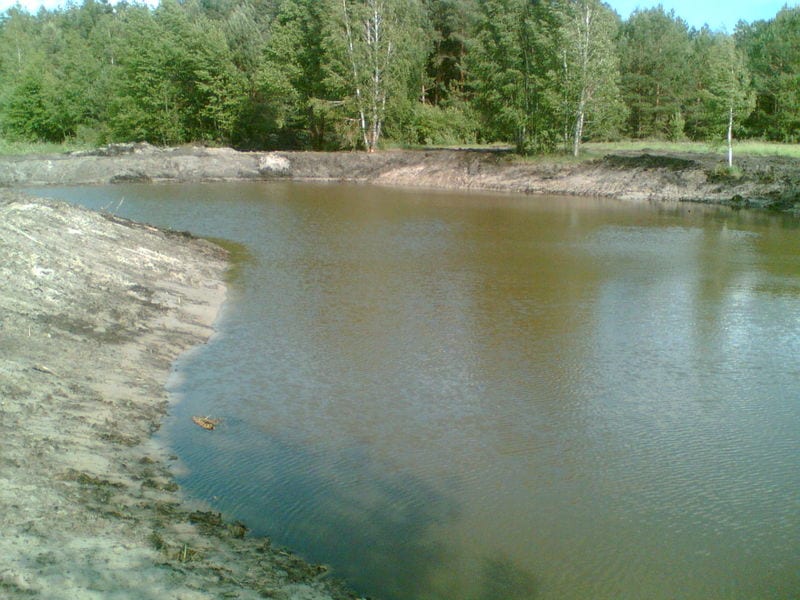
0,190,357,599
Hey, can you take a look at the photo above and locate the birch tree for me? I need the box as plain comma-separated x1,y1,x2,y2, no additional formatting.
324,0,426,152
556,0,625,156
689,31,754,166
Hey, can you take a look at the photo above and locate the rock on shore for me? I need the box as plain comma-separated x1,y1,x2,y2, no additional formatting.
0,190,357,600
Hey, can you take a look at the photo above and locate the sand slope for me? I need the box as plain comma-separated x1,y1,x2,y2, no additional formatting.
0,190,356,599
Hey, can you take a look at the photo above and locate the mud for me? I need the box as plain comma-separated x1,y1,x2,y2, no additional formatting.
0,190,358,600
1,143,798,213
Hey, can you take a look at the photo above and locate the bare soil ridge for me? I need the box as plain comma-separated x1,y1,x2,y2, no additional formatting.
1,143,798,212
0,190,357,599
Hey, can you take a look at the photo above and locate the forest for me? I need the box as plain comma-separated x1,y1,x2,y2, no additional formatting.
0,0,798,155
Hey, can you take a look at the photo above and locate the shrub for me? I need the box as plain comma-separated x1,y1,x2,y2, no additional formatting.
410,103,479,147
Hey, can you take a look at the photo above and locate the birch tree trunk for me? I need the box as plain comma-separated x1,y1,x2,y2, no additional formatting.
573,97,586,157
366,0,390,152
339,0,394,152
727,106,734,167
341,0,370,150
557,0,624,157
572,2,591,157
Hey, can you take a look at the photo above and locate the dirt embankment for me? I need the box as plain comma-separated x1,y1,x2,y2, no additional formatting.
0,190,357,599
1,143,798,213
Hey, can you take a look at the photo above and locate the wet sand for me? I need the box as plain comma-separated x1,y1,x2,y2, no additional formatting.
0,190,357,599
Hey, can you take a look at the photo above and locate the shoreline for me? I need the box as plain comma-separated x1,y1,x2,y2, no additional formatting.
1,145,796,597
0,144,798,213
0,190,358,599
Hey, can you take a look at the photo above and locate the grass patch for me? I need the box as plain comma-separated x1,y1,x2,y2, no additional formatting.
380,140,513,152
396,139,799,162
732,141,800,158
0,138,94,156
583,140,800,158
708,163,745,181
583,140,715,155
2,136,796,160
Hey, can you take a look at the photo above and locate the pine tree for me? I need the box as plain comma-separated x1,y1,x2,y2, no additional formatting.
468,0,561,153
736,7,800,142
616,7,692,139
423,0,475,105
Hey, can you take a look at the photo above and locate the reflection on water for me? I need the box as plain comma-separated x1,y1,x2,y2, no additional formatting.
476,558,539,600
33,182,800,600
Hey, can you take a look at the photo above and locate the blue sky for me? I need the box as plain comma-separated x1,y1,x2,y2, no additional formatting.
0,0,797,32
607,0,797,31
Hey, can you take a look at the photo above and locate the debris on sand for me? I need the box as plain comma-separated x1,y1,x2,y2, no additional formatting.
192,415,220,430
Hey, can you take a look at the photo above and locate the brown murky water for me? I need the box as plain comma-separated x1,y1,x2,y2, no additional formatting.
38,182,800,600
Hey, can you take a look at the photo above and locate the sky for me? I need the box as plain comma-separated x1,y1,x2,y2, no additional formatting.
607,0,797,31
0,0,797,33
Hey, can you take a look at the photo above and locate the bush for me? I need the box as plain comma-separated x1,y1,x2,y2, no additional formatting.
410,103,479,147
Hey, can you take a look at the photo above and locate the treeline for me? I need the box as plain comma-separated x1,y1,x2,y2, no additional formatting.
0,0,798,154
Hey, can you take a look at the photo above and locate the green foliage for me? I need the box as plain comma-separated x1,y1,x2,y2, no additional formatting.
468,0,561,153
106,7,184,144
106,1,248,145
423,0,475,105
709,163,743,181
685,30,755,142
667,110,686,142
736,6,800,142
255,0,330,148
554,0,627,155
321,0,431,151
407,102,477,145
468,0,624,155
0,0,794,152
616,7,692,139
0,8,108,142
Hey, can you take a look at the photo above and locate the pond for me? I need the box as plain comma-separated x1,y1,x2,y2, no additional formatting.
33,182,800,600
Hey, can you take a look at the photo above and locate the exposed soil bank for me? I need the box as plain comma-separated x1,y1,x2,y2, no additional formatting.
0,190,357,599
1,143,799,213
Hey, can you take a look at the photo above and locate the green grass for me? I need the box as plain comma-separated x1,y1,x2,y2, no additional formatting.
390,139,800,162
583,140,800,158
732,141,800,157
0,138,94,156
380,140,513,152
2,136,797,159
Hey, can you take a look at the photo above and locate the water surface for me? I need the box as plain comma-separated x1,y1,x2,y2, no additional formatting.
35,182,800,600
